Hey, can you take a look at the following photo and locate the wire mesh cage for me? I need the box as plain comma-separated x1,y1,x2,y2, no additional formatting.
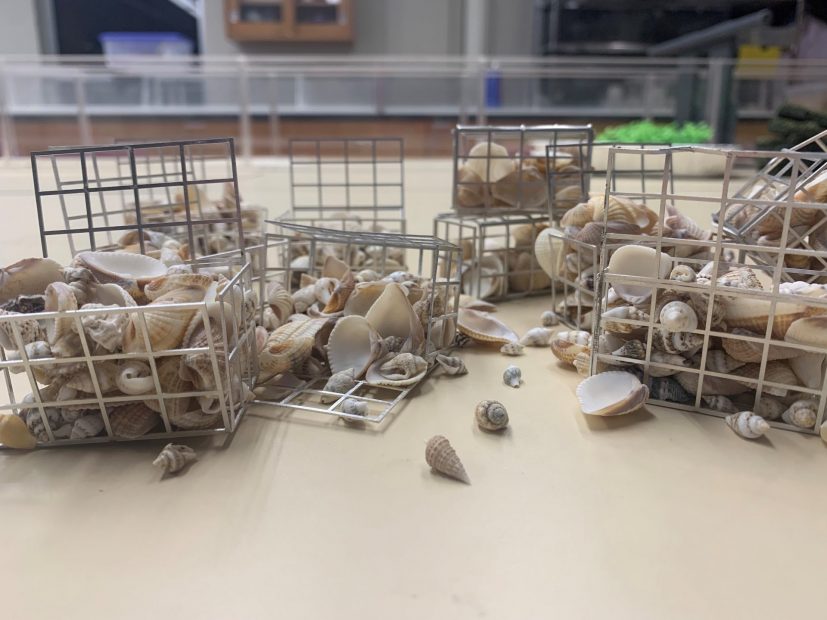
547,144,676,329
433,211,551,302
451,124,593,219
251,222,462,425
34,137,263,263
590,144,827,435
713,129,827,283
0,139,258,448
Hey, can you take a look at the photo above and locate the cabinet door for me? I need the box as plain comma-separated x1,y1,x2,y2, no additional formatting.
291,0,353,42
225,0,292,41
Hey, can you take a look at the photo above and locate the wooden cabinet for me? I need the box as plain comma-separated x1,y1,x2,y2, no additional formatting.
225,0,353,43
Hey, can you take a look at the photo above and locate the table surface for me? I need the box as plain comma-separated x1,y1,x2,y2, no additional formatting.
1,158,825,620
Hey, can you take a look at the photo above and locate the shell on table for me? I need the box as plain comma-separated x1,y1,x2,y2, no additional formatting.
551,330,591,365
457,308,519,346
475,400,509,431
365,352,428,387
576,371,648,416
519,327,554,347
435,353,468,376
540,310,558,327
503,365,522,388
321,368,357,404
781,400,818,429
725,411,770,439
500,342,524,356
425,435,470,484
153,443,198,475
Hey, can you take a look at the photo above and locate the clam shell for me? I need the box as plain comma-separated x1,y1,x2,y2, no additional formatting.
721,328,801,363
122,286,206,353
323,270,356,314
606,245,671,304
425,435,470,484
576,371,648,416
731,360,800,397
560,201,594,228
550,330,591,365
327,315,383,378
365,352,427,387
465,141,513,183
0,258,63,304
266,281,294,327
592,195,658,234
491,164,547,209
73,251,166,286
343,281,388,317
788,352,826,389
784,315,827,349
724,297,805,339
365,283,425,354
533,228,563,279
457,308,519,345
458,295,497,313
108,402,160,438
321,255,349,280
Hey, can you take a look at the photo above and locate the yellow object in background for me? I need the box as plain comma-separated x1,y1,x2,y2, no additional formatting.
737,44,782,76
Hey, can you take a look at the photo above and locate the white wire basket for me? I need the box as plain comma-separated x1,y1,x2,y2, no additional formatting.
591,143,827,434
251,222,462,425
0,139,258,448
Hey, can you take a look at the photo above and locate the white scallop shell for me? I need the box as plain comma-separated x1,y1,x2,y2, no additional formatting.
576,371,648,416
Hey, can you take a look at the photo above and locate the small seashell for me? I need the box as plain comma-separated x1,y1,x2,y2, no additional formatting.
576,371,648,416
669,265,696,283
702,350,746,374
647,376,694,404
152,443,197,475
659,301,698,332
435,353,468,376
366,352,428,387
606,245,671,304
540,310,559,327
475,399,509,431
781,400,818,429
425,435,470,484
0,309,46,351
647,350,691,377
601,305,650,336
321,369,357,404
500,342,524,356
725,411,770,439
702,395,737,413
503,365,522,388
457,308,519,346
0,413,37,448
519,326,554,347
612,340,645,361
551,330,591,365
341,398,368,419
70,413,105,440
651,329,703,355
117,360,156,395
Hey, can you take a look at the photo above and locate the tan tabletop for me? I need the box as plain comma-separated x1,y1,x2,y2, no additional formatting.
1,158,825,619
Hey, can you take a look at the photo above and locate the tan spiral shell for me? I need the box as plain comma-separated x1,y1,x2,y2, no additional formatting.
425,435,470,484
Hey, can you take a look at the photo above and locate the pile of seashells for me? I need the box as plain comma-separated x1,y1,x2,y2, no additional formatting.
454,140,586,212
0,232,254,447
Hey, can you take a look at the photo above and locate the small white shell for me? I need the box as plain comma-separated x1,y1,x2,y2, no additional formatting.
503,365,522,388
116,360,155,395
725,411,770,439
475,400,509,431
576,371,648,416
540,310,559,327
499,342,524,356
781,400,817,429
519,327,554,347
321,369,357,404
152,443,198,475
659,301,698,332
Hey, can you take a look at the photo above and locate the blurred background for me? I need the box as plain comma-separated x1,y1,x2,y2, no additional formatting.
0,0,824,159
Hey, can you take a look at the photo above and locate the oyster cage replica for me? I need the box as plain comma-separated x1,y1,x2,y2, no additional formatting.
436,124,593,302
590,144,827,434
0,138,257,447
546,144,677,329
251,221,462,424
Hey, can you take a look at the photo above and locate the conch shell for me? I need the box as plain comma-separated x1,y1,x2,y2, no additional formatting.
725,410,769,439
365,352,427,387
153,443,198,475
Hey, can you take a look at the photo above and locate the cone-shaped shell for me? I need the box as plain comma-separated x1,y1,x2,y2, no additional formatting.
425,435,470,484
327,315,383,378
457,308,519,345
576,371,648,416
725,410,769,439
153,443,198,475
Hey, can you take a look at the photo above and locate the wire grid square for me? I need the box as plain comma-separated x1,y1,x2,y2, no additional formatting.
452,124,593,216
591,144,827,434
0,252,258,446
31,138,246,263
250,227,461,424
288,137,405,222
433,211,551,302
548,144,677,329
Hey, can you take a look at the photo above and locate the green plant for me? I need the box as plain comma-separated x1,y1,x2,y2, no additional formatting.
597,120,712,144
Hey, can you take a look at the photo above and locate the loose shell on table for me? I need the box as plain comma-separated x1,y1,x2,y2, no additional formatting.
341,398,368,419
725,411,769,439
475,400,509,431
0,413,37,448
551,330,591,365
425,435,470,484
435,353,468,376
457,308,519,346
576,371,648,416
519,327,554,347
500,342,524,356
153,443,198,475
781,400,817,429
321,369,357,404
540,310,559,327
503,365,521,388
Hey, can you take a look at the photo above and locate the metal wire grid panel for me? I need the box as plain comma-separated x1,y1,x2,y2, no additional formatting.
31,138,246,264
715,129,827,283
451,124,593,217
251,224,461,424
288,137,406,229
548,144,676,330
0,252,258,446
591,145,827,434
433,211,551,302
